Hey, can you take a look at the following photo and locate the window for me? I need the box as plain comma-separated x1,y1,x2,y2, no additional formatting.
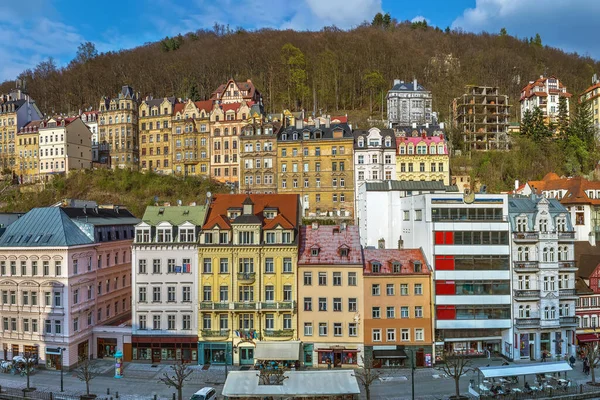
138,260,147,274
348,298,357,312
304,297,312,311
319,323,328,336
203,258,212,273
265,258,274,274
372,329,381,342
333,298,342,312
415,328,424,341
344,272,355,287
152,259,161,274
386,284,394,295
387,328,396,342
304,322,313,336
400,284,408,295
372,306,381,318
319,297,327,311
138,287,147,302
265,285,274,301
153,315,161,330
153,287,161,302
333,323,342,337
401,328,410,341
414,284,423,295
386,306,395,318
401,306,409,318
304,272,312,285
415,306,423,318
318,272,327,286
283,285,292,301
372,284,380,296
283,258,292,273
220,258,229,273
167,286,176,302
203,286,212,302
220,286,229,302
333,272,342,286
182,315,191,330
265,314,274,330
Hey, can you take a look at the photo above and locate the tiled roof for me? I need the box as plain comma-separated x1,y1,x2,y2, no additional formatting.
142,206,206,226
396,125,446,138
263,214,294,230
18,120,42,135
298,225,362,265
141,97,176,108
202,194,299,230
173,100,214,116
389,81,429,92
527,173,600,205
575,241,600,279
520,76,572,100
0,208,94,247
63,206,140,226
576,277,595,295
278,123,353,141
363,248,429,274
210,79,259,101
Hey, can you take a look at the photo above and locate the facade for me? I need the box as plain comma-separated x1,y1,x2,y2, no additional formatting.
298,224,364,368
452,85,510,151
509,195,577,360
278,120,355,221
0,86,43,170
239,118,280,194
579,74,600,130
0,204,139,368
520,172,600,243
139,97,177,174
387,79,433,128
38,117,92,179
520,76,571,125
172,100,212,178
16,120,41,184
353,127,396,188
575,277,600,339
198,194,300,366
210,79,262,106
98,86,139,170
363,248,433,368
395,125,450,184
80,112,99,163
131,204,206,363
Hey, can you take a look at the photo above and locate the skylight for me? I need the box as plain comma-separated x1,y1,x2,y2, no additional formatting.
33,235,42,243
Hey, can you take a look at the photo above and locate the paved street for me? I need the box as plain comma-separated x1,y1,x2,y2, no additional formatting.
0,357,596,400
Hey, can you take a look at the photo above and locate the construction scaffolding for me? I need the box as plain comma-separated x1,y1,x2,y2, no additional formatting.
452,85,511,152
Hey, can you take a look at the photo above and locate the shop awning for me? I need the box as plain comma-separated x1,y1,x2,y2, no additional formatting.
254,341,301,361
577,333,600,343
477,361,572,378
373,349,408,359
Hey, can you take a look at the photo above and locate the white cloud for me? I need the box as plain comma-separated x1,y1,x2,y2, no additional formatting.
452,0,600,59
411,15,430,24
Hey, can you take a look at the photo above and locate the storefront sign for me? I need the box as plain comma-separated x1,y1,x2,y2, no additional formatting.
114,350,123,379
46,348,62,355
425,354,432,367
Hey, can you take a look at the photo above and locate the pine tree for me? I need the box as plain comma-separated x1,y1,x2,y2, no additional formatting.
520,109,534,137
531,107,551,140
556,96,569,138
499,27,507,37
533,33,543,47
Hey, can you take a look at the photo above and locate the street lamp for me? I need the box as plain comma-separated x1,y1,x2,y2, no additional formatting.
404,348,416,400
60,347,66,392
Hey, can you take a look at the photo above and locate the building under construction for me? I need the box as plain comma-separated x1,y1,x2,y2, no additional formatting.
451,85,511,152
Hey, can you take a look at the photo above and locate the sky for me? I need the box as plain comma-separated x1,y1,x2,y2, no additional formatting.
1,0,599,83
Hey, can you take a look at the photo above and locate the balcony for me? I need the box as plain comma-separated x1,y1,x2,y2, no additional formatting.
513,232,539,242
559,289,577,298
515,318,540,328
201,329,230,339
513,289,540,300
234,302,257,310
200,302,231,310
558,231,576,240
560,316,578,326
559,261,577,271
260,301,296,311
262,329,294,338
237,272,256,284
513,261,539,272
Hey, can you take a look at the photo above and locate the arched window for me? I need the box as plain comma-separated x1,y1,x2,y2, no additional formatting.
543,247,548,262
292,133,298,140
430,145,436,154
358,138,364,148
384,138,391,147
524,247,529,261
549,247,555,262
255,143,260,151
224,128,229,136
517,247,523,261
562,246,568,260
557,246,563,261
438,145,444,154
544,307,550,319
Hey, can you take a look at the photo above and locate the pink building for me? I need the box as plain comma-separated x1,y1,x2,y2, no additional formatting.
0,202,139,369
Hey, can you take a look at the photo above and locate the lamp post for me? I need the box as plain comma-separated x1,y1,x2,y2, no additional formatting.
404,348,415,400
60,347,66,392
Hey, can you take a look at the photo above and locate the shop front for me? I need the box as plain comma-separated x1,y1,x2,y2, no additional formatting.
78,340,89,360
24,345,39,359
198,342,232,365
435,329,503,361
314,345,360,368
372,346,408,368
132,336,198,363
302,343,313,367
98,338,118,359
254,341,301,368
44,347,63,370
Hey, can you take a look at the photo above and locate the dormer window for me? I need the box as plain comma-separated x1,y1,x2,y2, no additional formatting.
136,228,150,243
180,228,195,242
311,247,320,257
414,262,422,273
358,138,364,147
372,262,381,273
339,246,349,257
204,232,213,244
156,228,172,243
392,262,401,273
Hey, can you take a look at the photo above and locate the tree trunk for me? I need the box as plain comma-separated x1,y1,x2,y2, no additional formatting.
365,386,370,400
86,380,90,395
27,370,30,389
178,387,183,400
455,377,460,397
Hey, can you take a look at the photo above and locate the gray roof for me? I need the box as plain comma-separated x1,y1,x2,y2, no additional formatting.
390,81,428,92
0,208,94,247
365,180,458,192
396,125,445,137
353,128,396,149
141,97,176,108
508,196,567,214
278,123,352,141
0,99,26,114
62,207,140,226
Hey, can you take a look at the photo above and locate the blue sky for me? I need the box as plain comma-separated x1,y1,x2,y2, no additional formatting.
1,0,599,82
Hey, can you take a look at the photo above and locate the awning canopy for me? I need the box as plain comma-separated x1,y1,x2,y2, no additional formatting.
577,333,600,343
254,341,301,361
373,349,408,359
222,370,360,397
477,361,572,378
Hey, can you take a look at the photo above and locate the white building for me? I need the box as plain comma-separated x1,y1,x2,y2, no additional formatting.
131,204,206,363
360,192,512,360
387,79,433,128
80,111,99,162
508,195,577,360
38,117,92,179
353,127,396,185
520,75,571,123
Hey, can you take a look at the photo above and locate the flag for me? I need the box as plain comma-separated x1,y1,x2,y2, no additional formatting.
235,330,240,337
175,266,182,273
183,263,191,273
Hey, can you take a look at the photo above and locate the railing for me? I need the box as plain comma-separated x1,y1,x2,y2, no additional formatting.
558,231,576,239
260,301,296,310
559,261,577,269
202,329,230,337
514,318,540,327
559,316,577,325
262,329,294,337
513,261,539,270
559,289,577,297
513,289,540,298
200,302,230,310
237,272,256,282
432,215,507,222
512,232,539,241
234,302,257,310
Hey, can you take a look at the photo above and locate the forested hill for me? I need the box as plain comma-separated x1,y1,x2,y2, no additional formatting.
1,21,599,121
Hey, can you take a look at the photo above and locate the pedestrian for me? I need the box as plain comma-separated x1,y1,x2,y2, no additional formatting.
326,357,332,370
569,355,576,367
542,351,547,362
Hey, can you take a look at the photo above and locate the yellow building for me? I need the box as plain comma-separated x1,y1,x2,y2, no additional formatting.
98,85,139,170
239,115,280,194
172,100,212,177
198,194,300,366
580,76,600,128
277,120,355,221
396,126,450,185
297,224,364,368
139,97,177,174
16,120,41,183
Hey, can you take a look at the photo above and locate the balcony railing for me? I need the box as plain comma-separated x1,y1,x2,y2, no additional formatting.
513,289,540,299
558,231,576,240
234,302,257,310
200,302,230,310
515,318,540,328
237,272,256,283
559,289,577,297
202,329,230,337
260,301,296,310
513,232,539,241
560,316,578,325
262,329,294,338
513,261,539,270
559,261,577,269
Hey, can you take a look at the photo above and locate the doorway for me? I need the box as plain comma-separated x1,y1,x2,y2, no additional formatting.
530,343,535,361
334,351,342,368
240,347,254,365
152,348,161,363
416,349,425,367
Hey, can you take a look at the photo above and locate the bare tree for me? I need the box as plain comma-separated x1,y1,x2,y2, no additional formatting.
74,357,102,395
14,355,37,391
158,361,193,400
257,366,288,385
584,341,600,384
354,355,382,400
436,351,473,399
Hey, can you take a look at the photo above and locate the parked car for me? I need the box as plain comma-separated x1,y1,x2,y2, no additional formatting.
190,387,217,400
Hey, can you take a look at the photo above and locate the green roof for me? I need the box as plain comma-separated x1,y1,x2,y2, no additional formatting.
141,206,207,226
0,208,94,247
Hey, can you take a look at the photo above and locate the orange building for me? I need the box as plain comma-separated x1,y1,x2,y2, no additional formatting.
363,248,433,368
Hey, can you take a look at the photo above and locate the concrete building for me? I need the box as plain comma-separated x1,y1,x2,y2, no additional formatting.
395,124,450,184
0,85,43,170
139,97,177,174
132,204,206,363
198,194,300,366
353,127,396,186
387,79,433,128
363,248,433,368
38,117,92,180
0,204,139,368
80,112,99,163
508,195,577,360
452,85,511,152
297,224,364,368
172,100,213,178
16,120,41,184
520,76,571,125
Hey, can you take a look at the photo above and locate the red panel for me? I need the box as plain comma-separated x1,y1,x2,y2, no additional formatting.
436,281,455,295
435,231,444,245
436,305,456,320
435,255,455,270
445,231,454,244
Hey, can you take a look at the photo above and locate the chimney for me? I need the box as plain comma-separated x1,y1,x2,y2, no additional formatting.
425,123,429,129
325,118,330,128
515,180,519,191
315,119,320,128
440,122,445,130
414,78,418,89
393,79,401,86
378,238,385,249
295,118,303,129
312,222,319,230
412,122,417,129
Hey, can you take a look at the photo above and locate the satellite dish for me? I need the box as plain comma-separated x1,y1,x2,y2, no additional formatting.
207,191,212,199
177,199,182,206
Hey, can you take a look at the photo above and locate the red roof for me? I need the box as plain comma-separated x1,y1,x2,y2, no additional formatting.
263,213,294,230
18,120,42,135
202,194,299,231
210,79,260,102
173,100,214,116
527,173,600,205
363,248,429,274
298,225,362,265
520,75,572,100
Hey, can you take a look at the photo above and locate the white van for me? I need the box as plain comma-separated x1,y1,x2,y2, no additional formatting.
190,387,217,400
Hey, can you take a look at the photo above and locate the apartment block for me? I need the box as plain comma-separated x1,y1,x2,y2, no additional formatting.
520,75,571,125
139,97,177,174
387,79,433,128
16,120,41,184
171,100,212,177
395,124,450,184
